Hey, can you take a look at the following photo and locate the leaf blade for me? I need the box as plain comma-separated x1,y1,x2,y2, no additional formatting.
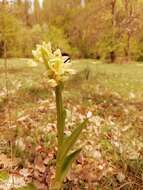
59,119,87,161
60,148,82,182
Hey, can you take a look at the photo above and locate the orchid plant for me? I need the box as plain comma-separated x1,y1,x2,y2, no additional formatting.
32,42,87,190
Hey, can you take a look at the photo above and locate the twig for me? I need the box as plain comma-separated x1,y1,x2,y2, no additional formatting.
116,181,143,190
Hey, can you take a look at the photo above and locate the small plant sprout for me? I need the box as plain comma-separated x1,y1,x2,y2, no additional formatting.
32,42,87,190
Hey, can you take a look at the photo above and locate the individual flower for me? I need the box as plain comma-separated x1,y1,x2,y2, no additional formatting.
32,42,75,87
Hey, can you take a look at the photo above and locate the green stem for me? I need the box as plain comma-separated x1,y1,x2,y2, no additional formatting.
55,82,64,148
51,82,65,190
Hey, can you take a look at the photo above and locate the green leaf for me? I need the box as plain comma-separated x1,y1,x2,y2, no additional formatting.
60,148,82,182
0,171,9,182
16,183,37,190
59,119,87,161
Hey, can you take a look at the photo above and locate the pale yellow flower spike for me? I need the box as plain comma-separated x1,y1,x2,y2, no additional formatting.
32,42,75,87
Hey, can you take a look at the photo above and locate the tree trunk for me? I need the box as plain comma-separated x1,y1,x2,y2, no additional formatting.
110,0,116,63
110,51,116,63
124,31,131,62
80,0,85,8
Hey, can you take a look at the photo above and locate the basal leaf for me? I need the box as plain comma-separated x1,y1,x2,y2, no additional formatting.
59,119,87,161
60,148,82,182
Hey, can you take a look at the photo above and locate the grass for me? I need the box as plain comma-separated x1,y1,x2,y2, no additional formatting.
0,58,143,102
72,59,143,101
0,58,143,189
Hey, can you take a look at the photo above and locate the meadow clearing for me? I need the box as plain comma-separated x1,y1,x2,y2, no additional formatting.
1,0,143,189
0,59,143,189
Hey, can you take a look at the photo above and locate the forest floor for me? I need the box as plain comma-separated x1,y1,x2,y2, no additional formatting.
0,59,143,190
